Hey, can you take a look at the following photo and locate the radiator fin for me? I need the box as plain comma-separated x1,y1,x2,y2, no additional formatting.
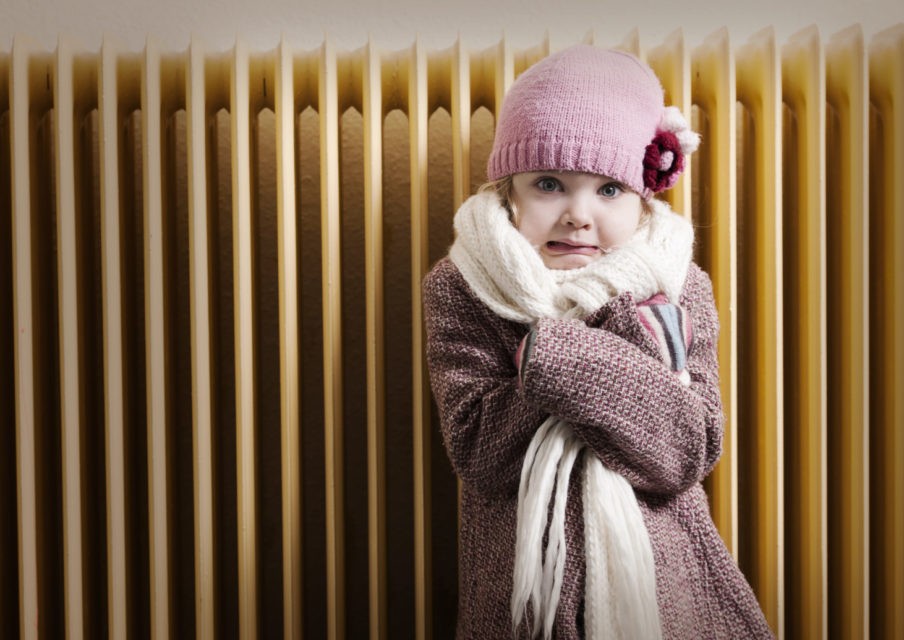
1,26,903,640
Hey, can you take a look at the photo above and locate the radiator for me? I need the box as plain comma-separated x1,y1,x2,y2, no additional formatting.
0,23,902,640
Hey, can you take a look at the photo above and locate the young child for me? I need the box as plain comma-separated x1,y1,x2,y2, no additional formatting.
423,46,773,639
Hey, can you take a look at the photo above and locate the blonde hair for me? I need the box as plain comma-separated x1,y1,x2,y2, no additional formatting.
479,175,515,218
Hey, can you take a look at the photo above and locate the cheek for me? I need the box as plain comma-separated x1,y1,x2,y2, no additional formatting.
600,207,642,244
515,221,543,246
513,206,552,244
618,215,641,238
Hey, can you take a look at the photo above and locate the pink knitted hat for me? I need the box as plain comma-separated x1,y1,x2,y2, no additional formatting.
487,45,699,198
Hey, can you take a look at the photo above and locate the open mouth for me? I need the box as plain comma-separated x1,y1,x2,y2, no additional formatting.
545,240,599,255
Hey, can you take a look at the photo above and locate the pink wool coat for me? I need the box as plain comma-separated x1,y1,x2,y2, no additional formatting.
423,257,773,639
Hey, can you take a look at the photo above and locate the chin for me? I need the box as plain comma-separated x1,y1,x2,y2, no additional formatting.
543,255,597,270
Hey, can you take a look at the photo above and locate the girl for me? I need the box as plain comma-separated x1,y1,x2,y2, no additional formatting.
423,46,773,639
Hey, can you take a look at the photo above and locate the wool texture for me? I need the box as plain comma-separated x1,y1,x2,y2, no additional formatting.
450,191,689,638
449,192,693,324
423,199,775,639
486,46,699,198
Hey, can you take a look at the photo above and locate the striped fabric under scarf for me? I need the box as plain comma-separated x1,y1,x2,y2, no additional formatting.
636,293,693,386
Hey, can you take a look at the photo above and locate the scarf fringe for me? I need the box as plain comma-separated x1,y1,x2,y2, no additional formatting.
512,419,583,638
450,191,692,640
584,457,663,639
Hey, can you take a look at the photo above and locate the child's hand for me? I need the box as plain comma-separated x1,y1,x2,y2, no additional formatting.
636,294,693,386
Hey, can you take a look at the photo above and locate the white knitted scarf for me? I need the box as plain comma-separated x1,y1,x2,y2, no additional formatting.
448,190,694,639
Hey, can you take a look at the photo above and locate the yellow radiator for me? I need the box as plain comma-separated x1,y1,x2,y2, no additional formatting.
0,24,902,640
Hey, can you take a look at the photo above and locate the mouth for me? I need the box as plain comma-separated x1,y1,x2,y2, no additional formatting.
544,240,600,256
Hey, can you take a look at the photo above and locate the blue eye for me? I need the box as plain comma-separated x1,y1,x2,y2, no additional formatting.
600,182,624,197
536,177,561,192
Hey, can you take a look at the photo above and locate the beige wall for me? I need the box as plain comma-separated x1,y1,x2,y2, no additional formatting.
2,0,901,52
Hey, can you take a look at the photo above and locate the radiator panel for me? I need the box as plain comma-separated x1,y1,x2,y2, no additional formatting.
781,26,828,640
2,26,904,640
692,28,739,556
736,26,784,635
868,24,904,640
825,25,870,640
275,37,303,640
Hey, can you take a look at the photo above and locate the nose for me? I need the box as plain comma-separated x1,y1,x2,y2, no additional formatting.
562,194,593,229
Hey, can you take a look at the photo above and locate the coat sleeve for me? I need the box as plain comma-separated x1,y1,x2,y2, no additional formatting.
519,263,724,495
423,259,547,498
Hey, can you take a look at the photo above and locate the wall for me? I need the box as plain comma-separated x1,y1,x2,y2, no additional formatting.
1,0,901,52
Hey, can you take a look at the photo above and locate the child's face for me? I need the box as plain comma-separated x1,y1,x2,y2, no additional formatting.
510,171,643,270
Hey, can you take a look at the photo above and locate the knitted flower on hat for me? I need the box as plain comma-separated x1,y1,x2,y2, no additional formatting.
643,106,701,193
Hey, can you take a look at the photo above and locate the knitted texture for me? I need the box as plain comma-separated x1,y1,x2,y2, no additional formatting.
424,254,774,638
449,190,693,637
448,192,694,324
487,46,698,197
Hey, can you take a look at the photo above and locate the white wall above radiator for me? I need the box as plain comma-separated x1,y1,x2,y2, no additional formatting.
1,0,902,51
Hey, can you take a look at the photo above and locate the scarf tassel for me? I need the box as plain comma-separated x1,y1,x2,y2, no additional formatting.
449,190,691,640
